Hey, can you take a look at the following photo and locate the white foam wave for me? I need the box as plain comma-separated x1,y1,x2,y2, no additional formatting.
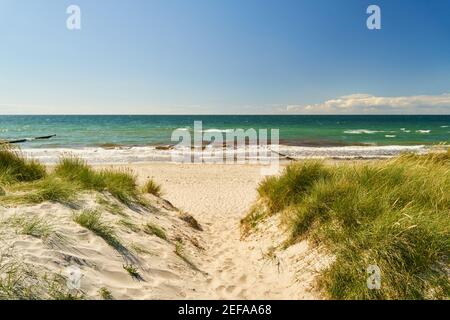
202,129,235,133
21,144,428,164
344,129,384,134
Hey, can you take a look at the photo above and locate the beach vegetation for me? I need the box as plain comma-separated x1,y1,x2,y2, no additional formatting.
2,176,78,205
8,215,54,239
73,210,122,249
0,146,46,183
143,222,167,240
142,179,162,197
122,264,140,279
118,219,140,233
130,243,153,256
54,157,138,205
179,212,203,231
0,150,158,209
0,260,82,300
244,152,450,299
175,241,199,271
96,195,126,216
98,287,113,300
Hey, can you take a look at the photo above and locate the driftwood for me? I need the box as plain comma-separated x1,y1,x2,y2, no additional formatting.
268,148,297,161
0,134,56,144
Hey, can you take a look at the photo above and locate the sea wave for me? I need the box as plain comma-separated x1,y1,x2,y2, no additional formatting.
202,129,235,133
344,129,384,134
21,144,428,164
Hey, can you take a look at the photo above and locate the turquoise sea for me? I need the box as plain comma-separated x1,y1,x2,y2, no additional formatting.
0,115,449,148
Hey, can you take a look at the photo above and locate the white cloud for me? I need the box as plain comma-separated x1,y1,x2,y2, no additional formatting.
285,93,450,114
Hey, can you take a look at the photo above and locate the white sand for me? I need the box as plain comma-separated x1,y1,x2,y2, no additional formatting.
0,162,331,299
105,163,331,299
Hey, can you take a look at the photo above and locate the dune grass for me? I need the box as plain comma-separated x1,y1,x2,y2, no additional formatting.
142,179,162,197
24,176,78,204
73,210,122,249
175,241,199,271
244,151,450,299
0,146,46,183
54,157,138,205
2,176,78,205
118,218,141,233
96,195,126,216
8,215,54,239
98,287,113,300
0,259,83,300
0,149,149,206
122,264,140,279
143,222,167,240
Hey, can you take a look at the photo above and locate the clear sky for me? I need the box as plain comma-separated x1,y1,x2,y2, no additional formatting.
0,0,449,114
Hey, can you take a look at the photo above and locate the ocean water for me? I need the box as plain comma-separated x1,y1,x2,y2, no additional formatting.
0,115,448,163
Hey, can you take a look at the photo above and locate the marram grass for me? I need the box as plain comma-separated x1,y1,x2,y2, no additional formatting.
0,148,146,206
54,156,138,204
0,146,46,183
243,150,450,299
142,179,162,197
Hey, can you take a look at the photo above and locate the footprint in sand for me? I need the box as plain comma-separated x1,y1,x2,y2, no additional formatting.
226,285,237,294
238,274,247,284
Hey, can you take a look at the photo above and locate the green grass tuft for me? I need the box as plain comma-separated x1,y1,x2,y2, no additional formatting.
73,210,122,249
142,179,162,197
248,154,450,299
8,215,53,239
98,287,113,300
143,222,167,240
0,146,46,183
122,264,140,279
54,157,138,204
96,195,126,216
175,241,199,271
99,169,138,204
257,161,330,213
25,176,78,204
2,176,78,205
118,219,140,233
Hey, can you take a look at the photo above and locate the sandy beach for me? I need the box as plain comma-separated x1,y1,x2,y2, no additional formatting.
0,160,330,299
1,146,448,300
95,162,331,299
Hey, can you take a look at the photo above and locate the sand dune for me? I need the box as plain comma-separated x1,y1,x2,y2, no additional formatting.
0,190,206,299
107,163,331,299
0,162,330,299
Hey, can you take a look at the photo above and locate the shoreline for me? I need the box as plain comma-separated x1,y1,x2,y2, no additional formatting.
18,144,435,165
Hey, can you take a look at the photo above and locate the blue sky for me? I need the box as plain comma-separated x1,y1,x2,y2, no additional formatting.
0,0,449,114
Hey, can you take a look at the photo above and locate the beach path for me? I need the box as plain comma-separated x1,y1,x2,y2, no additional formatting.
114,162,323,300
